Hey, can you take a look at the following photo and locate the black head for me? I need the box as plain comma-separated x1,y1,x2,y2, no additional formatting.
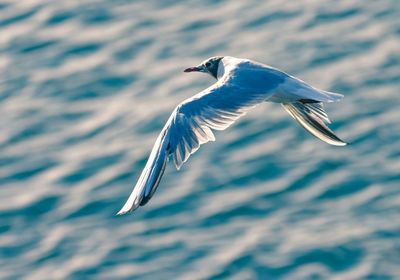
183,56,224,79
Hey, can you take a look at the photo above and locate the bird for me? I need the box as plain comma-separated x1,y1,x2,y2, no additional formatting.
117,56,347,215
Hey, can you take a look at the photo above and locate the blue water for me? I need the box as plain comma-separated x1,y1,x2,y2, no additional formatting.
1,0,400,279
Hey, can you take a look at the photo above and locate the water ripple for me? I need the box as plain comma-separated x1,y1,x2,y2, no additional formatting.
1,0,400,279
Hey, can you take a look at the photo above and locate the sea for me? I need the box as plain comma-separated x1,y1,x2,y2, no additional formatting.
1,0,400,279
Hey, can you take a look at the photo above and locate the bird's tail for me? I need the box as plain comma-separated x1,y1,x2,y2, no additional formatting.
116,129,170,215
281,102,347,146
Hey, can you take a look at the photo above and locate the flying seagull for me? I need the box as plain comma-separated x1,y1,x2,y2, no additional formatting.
117,56,347,215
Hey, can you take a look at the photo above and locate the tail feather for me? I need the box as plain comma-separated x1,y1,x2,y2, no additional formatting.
316,90,344,103
282,102,347,146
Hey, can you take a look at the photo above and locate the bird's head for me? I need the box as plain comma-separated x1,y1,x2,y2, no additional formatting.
183,56,224,80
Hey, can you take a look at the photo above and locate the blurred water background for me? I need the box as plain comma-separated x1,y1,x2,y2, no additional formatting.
1,0,400,279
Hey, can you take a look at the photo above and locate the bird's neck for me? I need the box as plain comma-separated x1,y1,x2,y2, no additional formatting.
216,60,225,80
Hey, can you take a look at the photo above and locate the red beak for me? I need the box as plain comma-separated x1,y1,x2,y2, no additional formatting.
183,66,201,73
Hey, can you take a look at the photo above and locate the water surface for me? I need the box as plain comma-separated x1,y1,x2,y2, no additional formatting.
1,0,400,279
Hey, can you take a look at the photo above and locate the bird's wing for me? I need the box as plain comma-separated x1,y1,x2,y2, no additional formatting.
281,102,347,146
265,72,347,146
169,83,273,168
117,84,270,214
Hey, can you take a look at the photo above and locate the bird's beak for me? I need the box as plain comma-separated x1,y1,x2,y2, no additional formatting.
183,66,203,73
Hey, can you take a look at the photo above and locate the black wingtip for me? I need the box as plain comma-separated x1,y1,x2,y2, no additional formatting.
299,98,319,104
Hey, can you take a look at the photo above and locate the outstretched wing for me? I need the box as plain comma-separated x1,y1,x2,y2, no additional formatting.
169,84,273,169
281,102,347,146
117,84,272,215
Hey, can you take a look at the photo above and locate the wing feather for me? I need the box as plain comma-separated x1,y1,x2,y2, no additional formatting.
117,83,271,214
281,102,347,146
169,84,270,169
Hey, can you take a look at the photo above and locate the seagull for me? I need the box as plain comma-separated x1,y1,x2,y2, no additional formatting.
117,56,347,215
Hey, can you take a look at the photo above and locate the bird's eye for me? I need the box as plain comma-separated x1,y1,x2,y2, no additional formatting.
205,62,211,67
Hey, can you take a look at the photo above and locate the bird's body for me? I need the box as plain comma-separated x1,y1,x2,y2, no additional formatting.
117,56,347,215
